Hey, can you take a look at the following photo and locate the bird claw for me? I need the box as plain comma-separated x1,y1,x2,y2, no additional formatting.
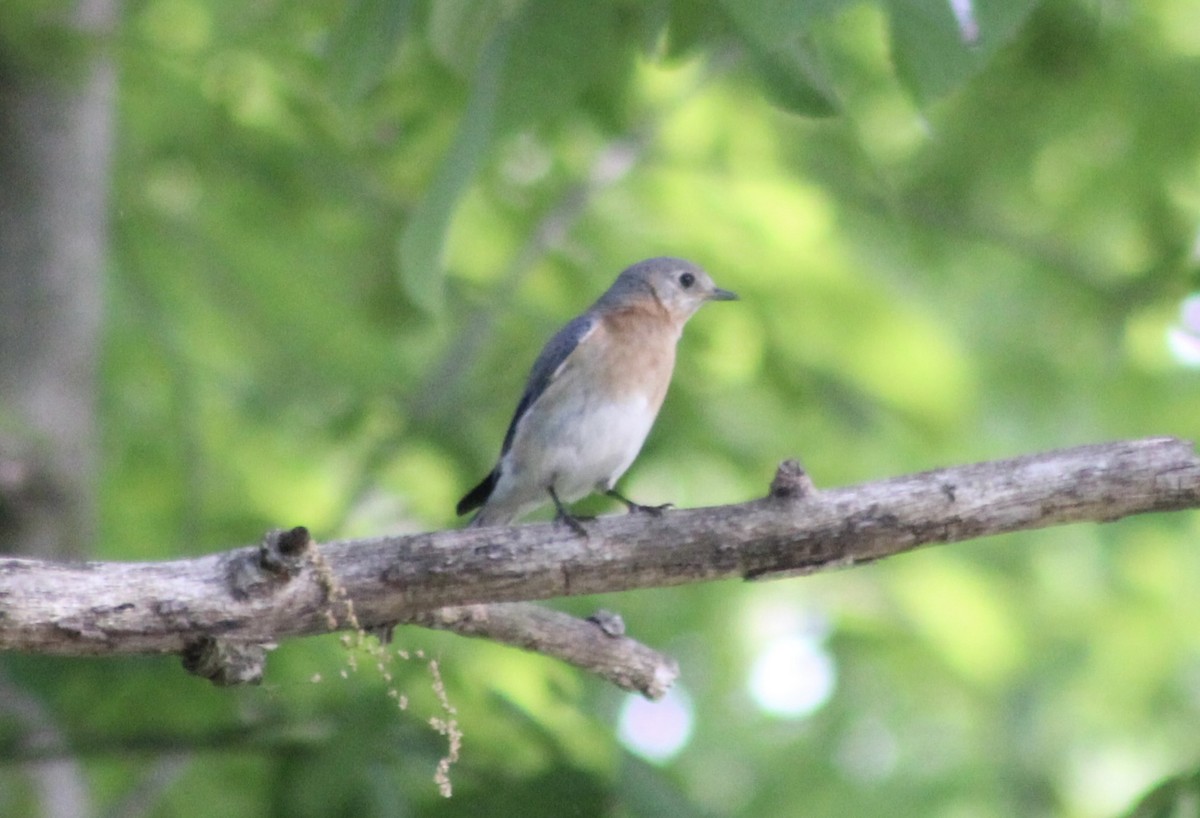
606,489,673,517
554,509,592,537
626,501,673,517
549,486,591,536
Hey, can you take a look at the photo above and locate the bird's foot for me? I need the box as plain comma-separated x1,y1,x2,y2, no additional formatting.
553,508,592,537
606,489,673,517
549,486,591,537
627,501,673,517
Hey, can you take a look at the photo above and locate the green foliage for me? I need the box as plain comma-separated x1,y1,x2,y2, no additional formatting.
399,13,512,313
3,0,1200,816
1126,769,1200,818
327,0,412,103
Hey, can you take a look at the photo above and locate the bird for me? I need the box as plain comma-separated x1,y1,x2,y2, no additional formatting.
456,256,737,530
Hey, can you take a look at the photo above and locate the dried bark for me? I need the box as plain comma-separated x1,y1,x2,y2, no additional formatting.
1,436,1197,698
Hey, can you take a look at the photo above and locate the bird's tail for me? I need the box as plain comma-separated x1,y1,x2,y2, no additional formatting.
457,468,499,516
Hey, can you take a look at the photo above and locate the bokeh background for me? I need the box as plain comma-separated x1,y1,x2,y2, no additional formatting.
3,0,1200,816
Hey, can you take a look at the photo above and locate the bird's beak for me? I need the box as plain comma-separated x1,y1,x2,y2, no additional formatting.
709,287,739,302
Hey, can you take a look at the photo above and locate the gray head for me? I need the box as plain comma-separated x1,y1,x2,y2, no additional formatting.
595,257,737,323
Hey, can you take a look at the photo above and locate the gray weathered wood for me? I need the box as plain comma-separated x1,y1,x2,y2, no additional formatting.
1,437,1198,696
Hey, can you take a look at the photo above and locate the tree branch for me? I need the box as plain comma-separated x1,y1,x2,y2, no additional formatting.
1,436,1197,698
404,603,679,700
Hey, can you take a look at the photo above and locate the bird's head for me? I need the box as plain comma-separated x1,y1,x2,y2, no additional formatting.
601,257,737,324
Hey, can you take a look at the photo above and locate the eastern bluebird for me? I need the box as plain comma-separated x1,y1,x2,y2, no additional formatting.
457,256,737,529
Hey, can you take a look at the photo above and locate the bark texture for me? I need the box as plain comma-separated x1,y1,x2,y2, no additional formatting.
1,436,1197,696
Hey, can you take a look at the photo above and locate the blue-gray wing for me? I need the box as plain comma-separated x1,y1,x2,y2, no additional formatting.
499,312,597,455
456,311,597,516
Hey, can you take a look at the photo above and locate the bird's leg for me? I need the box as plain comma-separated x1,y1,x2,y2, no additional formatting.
606,488,673,517
548,486,591,536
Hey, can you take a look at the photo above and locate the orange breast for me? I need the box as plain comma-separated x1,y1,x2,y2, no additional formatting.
590,305,679,411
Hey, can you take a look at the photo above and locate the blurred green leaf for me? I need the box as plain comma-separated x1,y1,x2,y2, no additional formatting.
719,0,849,36
885,0,1044,102
427,0,512,76
397,17,513,314
0,0,91,77
497,0,638,132
718,0,846,116
326,0,411,102
1125,769,1200,818
742,37,840,117
663,0,734,58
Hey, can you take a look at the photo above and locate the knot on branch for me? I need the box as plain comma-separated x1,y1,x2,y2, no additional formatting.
768,459,815,501
226,526,312,600
181,636,271,686
261,526,312,571
586,608,625,637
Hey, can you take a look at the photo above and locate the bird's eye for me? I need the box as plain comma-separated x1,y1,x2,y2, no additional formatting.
679,272,695,288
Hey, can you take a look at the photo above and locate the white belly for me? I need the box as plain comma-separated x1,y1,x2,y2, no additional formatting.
491,392,659,516
539,395,656,500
